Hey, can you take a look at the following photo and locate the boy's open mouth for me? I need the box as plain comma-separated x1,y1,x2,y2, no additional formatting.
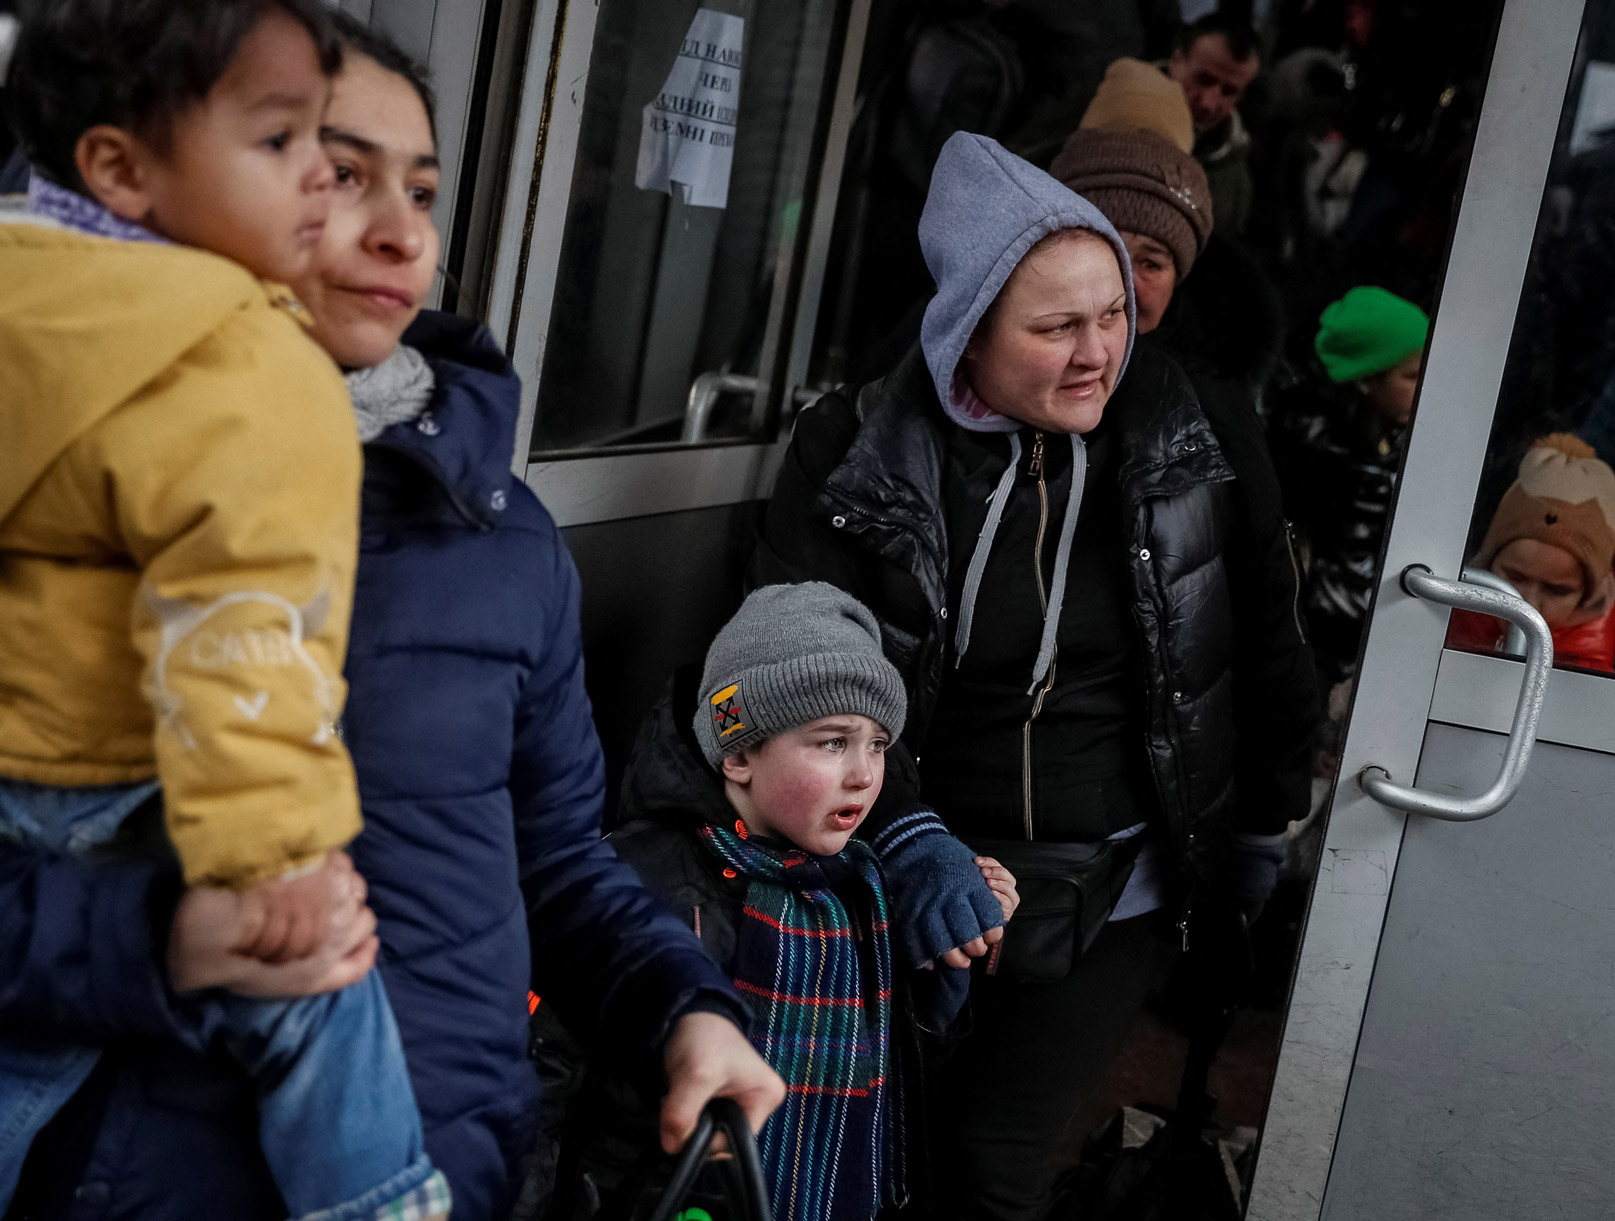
829,805,863,830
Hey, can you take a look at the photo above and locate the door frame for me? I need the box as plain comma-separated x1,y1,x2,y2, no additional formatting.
1247,1,1591,1214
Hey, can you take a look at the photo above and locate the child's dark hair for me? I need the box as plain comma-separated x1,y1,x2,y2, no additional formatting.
328,12,438,149
1176,12,1261,63
5,0,341,191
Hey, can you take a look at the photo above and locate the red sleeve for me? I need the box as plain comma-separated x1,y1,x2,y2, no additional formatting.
1445,609,1506,655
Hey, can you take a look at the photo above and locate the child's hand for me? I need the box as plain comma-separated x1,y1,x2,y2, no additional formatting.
975,856,1019,923
169,853,378,997
232,851,349,963
922,858,1020,969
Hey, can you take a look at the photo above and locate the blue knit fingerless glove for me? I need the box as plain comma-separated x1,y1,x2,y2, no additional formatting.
869,806,1005,970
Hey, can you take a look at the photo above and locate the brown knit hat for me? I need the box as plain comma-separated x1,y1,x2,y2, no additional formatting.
1080,58,1195,154
1475,434,1615,600
1048,127,1213,277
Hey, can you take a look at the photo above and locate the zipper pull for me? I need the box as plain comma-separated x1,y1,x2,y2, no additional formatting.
1028,431,1045,478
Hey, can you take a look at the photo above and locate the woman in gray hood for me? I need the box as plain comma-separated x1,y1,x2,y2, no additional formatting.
750,132,1317,1219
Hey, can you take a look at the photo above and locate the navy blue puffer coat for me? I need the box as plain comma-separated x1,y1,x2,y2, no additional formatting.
0,312,744,1221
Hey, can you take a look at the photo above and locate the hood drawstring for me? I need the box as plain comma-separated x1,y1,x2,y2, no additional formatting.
1032,433,1086,694
953,432,1021,662
953,432,1088,695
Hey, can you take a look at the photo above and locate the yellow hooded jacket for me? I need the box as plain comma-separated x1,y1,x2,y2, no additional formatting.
0,219,362,887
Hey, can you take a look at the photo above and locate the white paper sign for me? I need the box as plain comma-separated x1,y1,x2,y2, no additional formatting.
634,9,744,209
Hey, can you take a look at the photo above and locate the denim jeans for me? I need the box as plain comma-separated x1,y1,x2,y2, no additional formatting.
0,778,442,1220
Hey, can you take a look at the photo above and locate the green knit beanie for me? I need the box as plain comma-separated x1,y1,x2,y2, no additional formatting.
1314,286,1430,383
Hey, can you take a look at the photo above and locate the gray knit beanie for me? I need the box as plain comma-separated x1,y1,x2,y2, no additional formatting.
693,583,907,768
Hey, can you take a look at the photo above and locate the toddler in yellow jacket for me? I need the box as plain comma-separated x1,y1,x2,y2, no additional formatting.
0,2,445,1218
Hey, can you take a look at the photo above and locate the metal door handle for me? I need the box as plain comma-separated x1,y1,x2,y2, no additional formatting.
1358,564,1553,821
682,373,826,443
683,372,762,443
1458,565,1530,656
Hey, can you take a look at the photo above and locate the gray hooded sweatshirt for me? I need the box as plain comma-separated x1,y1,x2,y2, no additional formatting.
916,132,1138,694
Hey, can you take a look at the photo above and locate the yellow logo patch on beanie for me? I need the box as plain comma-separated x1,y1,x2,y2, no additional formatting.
711,683,747,738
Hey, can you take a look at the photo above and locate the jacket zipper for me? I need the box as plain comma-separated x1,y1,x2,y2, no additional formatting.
1283,519,1307,642
1021,431,1058,841
823,492,947,575
1125,489,1195,952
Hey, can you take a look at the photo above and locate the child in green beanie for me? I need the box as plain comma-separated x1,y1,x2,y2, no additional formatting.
1272,285,1431,733
1314,285,1430,427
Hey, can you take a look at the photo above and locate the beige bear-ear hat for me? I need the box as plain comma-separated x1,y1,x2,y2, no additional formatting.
1475,434,1615,600
1515,433,1615,524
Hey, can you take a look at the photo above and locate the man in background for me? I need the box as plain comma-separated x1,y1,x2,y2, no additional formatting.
1168,11,1261,235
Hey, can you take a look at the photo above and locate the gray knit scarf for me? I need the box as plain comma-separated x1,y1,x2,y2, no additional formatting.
346,344,436,442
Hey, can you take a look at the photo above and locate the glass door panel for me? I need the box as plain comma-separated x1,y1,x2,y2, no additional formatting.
1251,2,1609,1216
529,0,843,454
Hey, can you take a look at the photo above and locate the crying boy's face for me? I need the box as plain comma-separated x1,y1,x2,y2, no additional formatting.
721,715,889,857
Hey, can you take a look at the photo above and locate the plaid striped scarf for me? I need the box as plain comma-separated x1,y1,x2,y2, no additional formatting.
700,823,904,1221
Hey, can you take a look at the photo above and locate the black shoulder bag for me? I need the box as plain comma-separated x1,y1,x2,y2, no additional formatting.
966,836,1144,983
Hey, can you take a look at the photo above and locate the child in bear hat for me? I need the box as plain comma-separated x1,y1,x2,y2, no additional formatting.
535,583,1016,1221
1449,434,1615,673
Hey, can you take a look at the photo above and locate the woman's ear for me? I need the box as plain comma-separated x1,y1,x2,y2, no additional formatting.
74,125,157,223
720,751,755,787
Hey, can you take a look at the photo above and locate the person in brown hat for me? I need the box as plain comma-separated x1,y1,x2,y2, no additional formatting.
1048,55,1285,396
1449,434,1615,673
1076,57,1196,156
1049,59,1209,337
1050,124,1212,333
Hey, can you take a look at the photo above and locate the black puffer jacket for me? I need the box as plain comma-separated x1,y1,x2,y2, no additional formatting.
1269,375,1405,683
751,344,1318,929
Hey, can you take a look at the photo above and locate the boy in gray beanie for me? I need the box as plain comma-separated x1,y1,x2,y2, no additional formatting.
692,582,908,795
535,584,1015,1221
693,582,1014,946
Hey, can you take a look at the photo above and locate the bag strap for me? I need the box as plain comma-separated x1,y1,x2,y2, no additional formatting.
644,1099,774,1221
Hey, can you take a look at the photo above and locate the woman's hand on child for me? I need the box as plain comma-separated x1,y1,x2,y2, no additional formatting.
975,856,1019,923
169,852,379,997
660,1010,787,1154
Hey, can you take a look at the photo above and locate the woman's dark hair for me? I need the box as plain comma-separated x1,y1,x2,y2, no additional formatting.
328,11,438,148
5,0,341,191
